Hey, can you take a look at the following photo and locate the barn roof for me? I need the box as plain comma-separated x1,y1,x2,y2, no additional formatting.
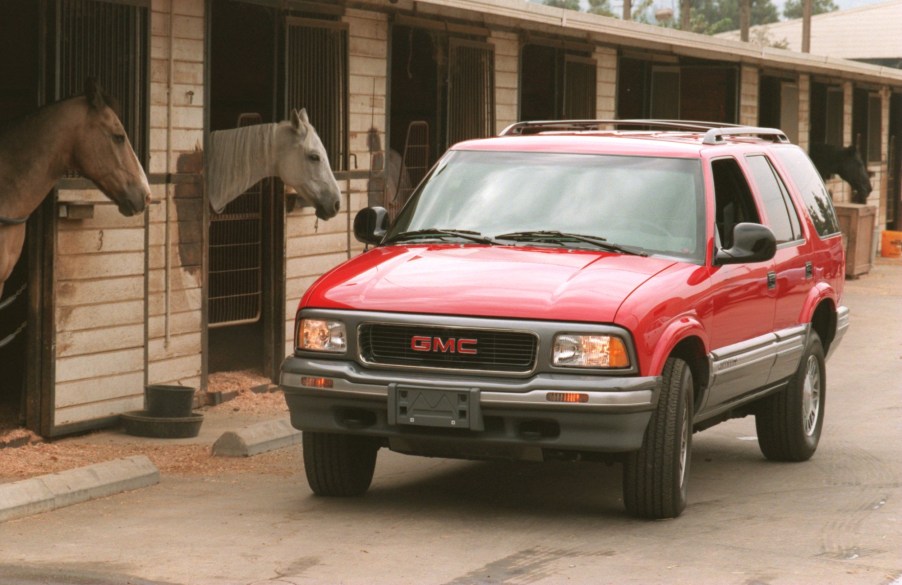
716,0,902,62
406,0,902,86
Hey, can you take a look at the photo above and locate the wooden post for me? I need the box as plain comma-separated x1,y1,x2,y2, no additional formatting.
740,0,750,42
623,0,632,20
680,0,691,30
802,0,812,53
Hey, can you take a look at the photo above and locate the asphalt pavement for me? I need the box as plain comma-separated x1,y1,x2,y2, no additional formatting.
0,257,900,585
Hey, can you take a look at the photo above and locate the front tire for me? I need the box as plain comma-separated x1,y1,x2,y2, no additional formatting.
755,332,826,462
303,431,379,497
623,357,694,519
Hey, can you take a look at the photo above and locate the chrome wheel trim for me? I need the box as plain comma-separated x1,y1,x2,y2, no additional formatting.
801,355,821,437
678,396,690,487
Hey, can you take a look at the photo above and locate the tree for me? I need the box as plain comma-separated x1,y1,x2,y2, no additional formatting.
543,0,581,9
685,0,779,34
542,0,783,35
586,0,614,17
782,0,838,19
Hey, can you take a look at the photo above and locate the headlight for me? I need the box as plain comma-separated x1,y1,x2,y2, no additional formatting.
552,334,630,368
297,318,347,353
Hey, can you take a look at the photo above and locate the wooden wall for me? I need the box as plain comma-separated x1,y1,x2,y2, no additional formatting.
146,0,205,391
52,0,205,428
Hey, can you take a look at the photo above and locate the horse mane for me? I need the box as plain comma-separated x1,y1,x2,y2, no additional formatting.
207,123,278,213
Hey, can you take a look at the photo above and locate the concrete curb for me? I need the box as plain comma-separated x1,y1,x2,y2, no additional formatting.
0,455,160,523
212,419,301,457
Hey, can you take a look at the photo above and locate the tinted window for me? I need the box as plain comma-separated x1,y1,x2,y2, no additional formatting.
389,150,706,263
745,155,802,244
772,147,841,237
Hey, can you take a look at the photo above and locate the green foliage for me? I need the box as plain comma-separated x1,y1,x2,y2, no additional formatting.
687,0,780,34
543,0,786,34
544,0,582,9
782,0,838,19
586,0,615,17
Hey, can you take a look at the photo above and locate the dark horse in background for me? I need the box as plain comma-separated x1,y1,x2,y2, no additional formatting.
809,143,872,204
0,78,151,298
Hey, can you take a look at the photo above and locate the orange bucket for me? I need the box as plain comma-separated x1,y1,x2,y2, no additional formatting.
881,230,902,258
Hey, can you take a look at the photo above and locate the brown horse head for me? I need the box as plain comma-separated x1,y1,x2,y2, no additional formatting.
71,78,152,217
275,109,341,220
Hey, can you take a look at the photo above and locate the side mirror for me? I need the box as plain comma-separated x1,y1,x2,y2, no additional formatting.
715,223,776,265
353,206,389,245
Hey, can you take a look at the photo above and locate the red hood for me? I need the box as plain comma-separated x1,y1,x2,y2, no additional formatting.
302,245,676,323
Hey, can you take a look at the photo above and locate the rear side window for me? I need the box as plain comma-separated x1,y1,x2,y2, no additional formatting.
745,155,803,244
772,147,841,237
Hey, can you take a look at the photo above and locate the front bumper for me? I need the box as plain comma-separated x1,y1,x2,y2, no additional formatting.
280,355,660,459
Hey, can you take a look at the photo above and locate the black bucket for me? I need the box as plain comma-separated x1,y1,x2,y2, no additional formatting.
145,384,196,418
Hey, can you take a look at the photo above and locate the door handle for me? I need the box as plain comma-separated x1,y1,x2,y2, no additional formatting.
767,271,777,289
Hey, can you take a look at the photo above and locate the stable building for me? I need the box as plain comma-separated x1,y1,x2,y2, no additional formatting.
1,0,901,437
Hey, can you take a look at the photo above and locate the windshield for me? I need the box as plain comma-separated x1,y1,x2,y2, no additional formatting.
386,150,706,263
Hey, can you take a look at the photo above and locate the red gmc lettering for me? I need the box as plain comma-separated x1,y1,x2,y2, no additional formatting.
410,336,479,354
457,338,478,355
410,336,432,352
434,337,454,353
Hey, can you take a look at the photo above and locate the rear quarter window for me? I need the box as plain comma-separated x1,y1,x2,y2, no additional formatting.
771,147,841,237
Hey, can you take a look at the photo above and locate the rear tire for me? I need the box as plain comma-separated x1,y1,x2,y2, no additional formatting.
756,332,825,462
303,431,379,497
623,357,693,519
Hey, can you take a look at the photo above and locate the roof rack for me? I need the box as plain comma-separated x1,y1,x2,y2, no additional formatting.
497,119,790,144
701,126,790,145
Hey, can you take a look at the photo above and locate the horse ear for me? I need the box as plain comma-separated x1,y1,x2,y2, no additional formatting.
290,109,309,139
84,77,106,110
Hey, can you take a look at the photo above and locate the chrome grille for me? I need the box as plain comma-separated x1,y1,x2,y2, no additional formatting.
359,323,537,373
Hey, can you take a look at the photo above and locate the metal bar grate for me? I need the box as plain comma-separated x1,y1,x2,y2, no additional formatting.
208,114,264,328
563,55,596,120
446,38,495,148
285,17,348,172
57,0,148,165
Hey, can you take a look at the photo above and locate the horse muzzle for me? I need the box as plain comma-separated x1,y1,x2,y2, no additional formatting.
291,181,341,220
315,197,341,220
115,184,152,217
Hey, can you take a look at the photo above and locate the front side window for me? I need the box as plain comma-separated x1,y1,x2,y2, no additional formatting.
711,157,761,249
388,150,706,263
772,147,841,237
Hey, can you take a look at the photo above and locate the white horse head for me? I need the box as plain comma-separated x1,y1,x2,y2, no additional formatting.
275,109,341,220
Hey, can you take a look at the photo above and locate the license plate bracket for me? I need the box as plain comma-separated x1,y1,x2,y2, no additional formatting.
388,385,483,431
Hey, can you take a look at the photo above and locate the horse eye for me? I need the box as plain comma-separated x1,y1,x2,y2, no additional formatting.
307,153,321,162
113,134,126,145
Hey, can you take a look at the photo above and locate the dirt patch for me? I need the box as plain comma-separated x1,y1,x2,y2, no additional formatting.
0,370,295,483
0,440,299,482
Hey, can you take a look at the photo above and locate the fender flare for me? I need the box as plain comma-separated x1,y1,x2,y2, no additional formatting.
645,315,709,377
799,282,838,326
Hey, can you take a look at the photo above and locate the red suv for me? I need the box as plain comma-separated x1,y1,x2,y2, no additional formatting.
280,121,849,519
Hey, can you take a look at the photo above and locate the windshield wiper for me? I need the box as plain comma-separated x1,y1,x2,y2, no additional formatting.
385,228,498,245
495,230,647,256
